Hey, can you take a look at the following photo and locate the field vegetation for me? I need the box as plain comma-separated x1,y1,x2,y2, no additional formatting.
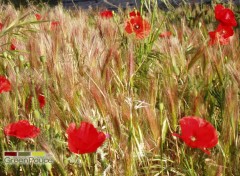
0,0,239,175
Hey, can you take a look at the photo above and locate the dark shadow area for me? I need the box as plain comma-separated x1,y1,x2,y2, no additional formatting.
1,0,61,7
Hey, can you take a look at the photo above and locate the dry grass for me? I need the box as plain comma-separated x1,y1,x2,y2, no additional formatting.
0,1,239,175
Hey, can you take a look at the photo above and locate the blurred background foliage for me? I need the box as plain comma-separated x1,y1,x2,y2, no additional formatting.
1,0,61,7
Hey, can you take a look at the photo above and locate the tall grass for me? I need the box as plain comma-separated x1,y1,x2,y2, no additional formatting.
0,1,239,175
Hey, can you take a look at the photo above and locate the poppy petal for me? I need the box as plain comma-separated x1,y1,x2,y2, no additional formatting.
173,116,218,154
129,10,141,17
0,22,3,31
67,122,106,154
0,76,11,94
125,16,151,39
125,21,134,34
215,4,237,27
4,120,40,139
100,10,113,19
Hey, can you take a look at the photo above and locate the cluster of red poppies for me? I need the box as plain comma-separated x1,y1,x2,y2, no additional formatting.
0,76,45,109
2,5,235,155
4,120,106,154
0,73,219,155
209,4,237,45
0,76,106,154
101,4,238,43
100,9,173,39
100,9,151,39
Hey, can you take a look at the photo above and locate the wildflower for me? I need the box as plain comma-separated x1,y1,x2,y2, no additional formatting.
10,43,16,50
125,16,151,39
173,116,218,155
159,31,172,38
100,10,113,19
35,13,42,20
25,90,46,110
215,4,237,27
0,76,11,94
209,24,234,45
50,21,60,30
0,22,3,31
129,10,141,18
37,94,45,108
67,122,106,154
4,120,40,139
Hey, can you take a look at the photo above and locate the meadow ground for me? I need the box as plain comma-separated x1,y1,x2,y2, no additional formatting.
0,1,239,175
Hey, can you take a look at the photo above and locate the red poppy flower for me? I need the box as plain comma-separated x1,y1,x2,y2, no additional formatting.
173,116,218,155
125,16,151,39
100,10,113,19
0,76,11,94
209,24,234,45
35,13,42,21
215,4,237,27
38,94,45,108
67,122,106,154
25,90,46,110
10,43,16,50
159,31,172,38
0,22,3,31
50,21,60,30
4,120,40,139
129,10,141,18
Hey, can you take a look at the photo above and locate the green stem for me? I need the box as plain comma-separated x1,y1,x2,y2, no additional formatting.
79,155,89,176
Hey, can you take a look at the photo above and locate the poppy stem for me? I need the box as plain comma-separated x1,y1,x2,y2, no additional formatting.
200,148,211,155
90,153,96,176
79,155,88,175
